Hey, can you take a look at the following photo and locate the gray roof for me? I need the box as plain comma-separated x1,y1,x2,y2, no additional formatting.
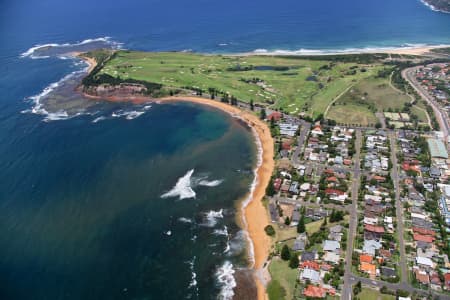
381,266,396,277
293,239,306,251
323,240,340,252
301,251,316,262
428,138,448,159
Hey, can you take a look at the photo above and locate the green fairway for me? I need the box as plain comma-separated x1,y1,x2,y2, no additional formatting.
94,50,385,117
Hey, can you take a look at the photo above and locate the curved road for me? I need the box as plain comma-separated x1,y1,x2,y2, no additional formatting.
402,66,450,139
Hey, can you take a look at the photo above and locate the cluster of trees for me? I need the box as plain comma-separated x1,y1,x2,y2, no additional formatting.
280,244,299,269
329,209,344,223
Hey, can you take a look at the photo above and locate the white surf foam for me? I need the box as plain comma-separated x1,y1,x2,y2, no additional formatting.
186,257,199,292
20,37,122,59
420,0,450,13
92,116,107,123
235,125,262,268
23,69,87,121
198,179,224,187
216,261,236,300
202,209,224,227
178,217,193,224
111,110,146,120
250,43,450,56
161,169,196,200
213,225,228,236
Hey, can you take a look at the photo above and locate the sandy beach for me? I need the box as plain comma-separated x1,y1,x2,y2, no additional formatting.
77,51,274,299
84,91,275,300
240,44,450,57
72,42,446,298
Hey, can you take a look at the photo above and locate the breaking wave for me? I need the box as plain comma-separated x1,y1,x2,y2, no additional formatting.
23,69,88,121
250,43,450,56
198,179,224,187
215,261,236,300
161,170,223,200
178,217,193,224
112,110,145,120
213,225,228,236
20,37,122,59
161,169,196,200
186,257,199,295
202,209,224,227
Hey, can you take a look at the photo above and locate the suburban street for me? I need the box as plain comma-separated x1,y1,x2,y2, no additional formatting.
292,120,311,165
342,130,362,300
402,66,450,139
390,131,408,284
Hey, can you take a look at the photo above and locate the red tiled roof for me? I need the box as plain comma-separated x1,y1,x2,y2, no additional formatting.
326,176,337,182
360,262,376,275
413,233,435,243
415,270,430,284
300,261,320,271
413,227,436,237
359,254,373,264
372,175,385,182
379,249,392,258
267,111,282,121
444,273,450,289
343,159,352,165
364,224,385,234
282,142,291,150
325,188,345,196
273,178,282,191
303,285,327,298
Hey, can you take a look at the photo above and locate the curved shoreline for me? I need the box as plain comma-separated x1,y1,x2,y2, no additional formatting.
96,94,274,300
76,51,274,298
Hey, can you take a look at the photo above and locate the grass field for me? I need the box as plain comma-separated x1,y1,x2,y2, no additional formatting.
268,258,299,300
358,288,396,300
326,76,411,126
95,50,385,117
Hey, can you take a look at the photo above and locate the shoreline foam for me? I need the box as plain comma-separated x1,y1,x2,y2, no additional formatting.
79,53,274,299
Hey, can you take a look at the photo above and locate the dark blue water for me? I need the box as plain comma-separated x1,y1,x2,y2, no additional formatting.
0,0,449,299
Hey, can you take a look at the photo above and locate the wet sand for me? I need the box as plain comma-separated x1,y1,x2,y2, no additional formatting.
77,55,274,299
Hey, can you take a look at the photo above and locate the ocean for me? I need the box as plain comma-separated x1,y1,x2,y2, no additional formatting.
0,0,449,299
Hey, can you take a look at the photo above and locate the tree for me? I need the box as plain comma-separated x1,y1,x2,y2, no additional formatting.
289,253,299,268
264,225,275,236
266,177,276,196
281,244,290,261
260,109,266,120
284,216,291,225
250,99,254,111
297,214,306,233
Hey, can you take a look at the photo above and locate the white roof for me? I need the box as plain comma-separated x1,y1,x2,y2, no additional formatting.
323,240,340,252
300,269,320,282
416,256,433,267
323,251,340,264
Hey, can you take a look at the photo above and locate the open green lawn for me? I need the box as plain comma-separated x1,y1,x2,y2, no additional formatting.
358,288,396,300
275,216,349,242
327,103,378,126
95,50,385,117
268,258,299,300
326,76,410,126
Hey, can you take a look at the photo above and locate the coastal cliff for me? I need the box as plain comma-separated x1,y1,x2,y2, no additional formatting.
422,0,450,13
